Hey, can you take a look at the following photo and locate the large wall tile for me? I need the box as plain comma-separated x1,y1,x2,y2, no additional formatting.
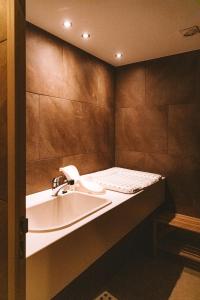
146,52,197,106
0,0,6,42
116,63,145,108
168,104,200,156
26,24,67,98
69,102,113,154
65,48,114,105
167,156,200,217
116,106,167,153
38,97,114,160
96,63,114,108
0,41,7,201
26,92,39,161
39,96,83,159
115,150,146,171
63,45,98,103
93,106,114,154
66,101,97,154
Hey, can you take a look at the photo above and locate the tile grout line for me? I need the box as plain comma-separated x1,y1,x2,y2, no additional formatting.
27,151,112,164
26,90,113,110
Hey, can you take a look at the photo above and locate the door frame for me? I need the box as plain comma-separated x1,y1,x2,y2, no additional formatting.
7,0,26,299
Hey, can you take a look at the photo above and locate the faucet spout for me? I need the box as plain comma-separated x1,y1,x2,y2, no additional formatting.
52,182,69,196
51,176,75,196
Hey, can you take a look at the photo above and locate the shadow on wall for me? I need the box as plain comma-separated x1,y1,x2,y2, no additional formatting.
165,182,176,212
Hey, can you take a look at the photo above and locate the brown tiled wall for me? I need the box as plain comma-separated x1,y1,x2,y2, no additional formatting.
115,51,200,217
0,0,8,298
26,23,200,217
26,23,115,194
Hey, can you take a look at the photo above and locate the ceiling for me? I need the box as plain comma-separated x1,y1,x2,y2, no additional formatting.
26,0,200,66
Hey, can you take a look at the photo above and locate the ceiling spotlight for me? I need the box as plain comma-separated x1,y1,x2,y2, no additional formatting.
81,32,90,39
63,20,72,29
115,52,123,59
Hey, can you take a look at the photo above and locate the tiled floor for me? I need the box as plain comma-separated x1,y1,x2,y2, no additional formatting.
55,250,200,300
97,253,200,300
94,291,118,300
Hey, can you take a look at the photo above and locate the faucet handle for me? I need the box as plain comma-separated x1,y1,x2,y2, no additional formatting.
68,179,75,185
52,175,67,189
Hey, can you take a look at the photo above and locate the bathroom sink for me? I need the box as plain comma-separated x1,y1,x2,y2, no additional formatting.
27,191,111,232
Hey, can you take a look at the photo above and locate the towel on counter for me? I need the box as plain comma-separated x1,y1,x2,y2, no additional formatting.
86,167,162,194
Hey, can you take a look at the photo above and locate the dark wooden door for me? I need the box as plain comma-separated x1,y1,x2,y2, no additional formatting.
7,0,26,299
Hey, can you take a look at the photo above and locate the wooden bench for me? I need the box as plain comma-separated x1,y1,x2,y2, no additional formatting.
153,212,200,264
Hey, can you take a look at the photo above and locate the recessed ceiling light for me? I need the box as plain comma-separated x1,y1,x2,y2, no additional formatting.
115,52,123,59
63,20,72,29
81,32,90,39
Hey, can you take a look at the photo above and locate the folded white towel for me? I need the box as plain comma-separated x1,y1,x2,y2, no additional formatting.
86,167,162,194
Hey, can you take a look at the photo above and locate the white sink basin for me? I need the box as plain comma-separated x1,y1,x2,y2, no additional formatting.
27,191,111,232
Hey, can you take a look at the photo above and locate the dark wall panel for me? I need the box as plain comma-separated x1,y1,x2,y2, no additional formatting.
26,24,115,194
115,51,200,217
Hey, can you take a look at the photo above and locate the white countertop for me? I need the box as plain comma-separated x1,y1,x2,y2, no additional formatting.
26,187,142,257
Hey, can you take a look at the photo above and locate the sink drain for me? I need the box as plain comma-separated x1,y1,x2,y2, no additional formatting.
94,291,118,300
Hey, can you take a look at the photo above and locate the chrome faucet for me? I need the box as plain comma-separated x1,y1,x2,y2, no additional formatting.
51,175,74,196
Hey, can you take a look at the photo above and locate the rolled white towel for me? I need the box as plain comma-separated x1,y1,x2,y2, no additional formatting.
59,165,105,194
59,165,80,182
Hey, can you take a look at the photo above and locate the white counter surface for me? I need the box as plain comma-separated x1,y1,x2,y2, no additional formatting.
26,187,143,257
